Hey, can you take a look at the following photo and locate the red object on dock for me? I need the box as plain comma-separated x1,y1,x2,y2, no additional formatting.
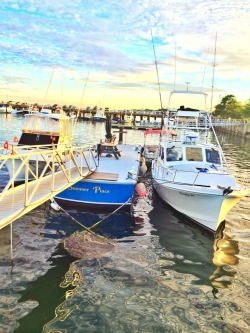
135,182,147,197
4,141,8,149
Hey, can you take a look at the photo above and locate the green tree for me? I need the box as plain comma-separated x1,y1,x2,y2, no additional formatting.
242,99,250,119
213,95,243,119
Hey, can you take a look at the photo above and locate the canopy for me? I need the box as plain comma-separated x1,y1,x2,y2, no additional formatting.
144,129,166,136
144,129,176,137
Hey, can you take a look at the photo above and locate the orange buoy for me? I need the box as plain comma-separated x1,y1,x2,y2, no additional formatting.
135,182,147,197
13,136,18,142
4,141,8,150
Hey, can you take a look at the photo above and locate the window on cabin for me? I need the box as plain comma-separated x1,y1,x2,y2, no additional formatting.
166,147,183,161
205,148,221,164
186,147,203,161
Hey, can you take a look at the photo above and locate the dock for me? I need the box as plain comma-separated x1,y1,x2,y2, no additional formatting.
0,144,97,228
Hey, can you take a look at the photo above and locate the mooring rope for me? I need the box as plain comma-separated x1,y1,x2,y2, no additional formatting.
51,197,132,245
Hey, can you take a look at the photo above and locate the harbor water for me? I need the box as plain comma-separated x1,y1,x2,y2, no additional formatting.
0,114,249,333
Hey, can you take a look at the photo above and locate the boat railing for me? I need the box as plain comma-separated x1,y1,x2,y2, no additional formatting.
0,144,97,207
154,163,245,188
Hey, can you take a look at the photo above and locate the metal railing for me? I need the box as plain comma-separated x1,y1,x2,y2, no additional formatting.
0,143,97,210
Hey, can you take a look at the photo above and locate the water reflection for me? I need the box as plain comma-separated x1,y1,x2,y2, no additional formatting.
43,265,83,333
210,222,239,290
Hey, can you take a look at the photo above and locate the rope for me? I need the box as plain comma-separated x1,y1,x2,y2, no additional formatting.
52,196,132,245
89,197,132,229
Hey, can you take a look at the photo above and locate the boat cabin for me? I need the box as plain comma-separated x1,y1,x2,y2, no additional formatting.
18,113,72,147
160,143,222,168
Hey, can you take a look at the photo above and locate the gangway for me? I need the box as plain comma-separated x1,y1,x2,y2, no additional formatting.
0,144,98,229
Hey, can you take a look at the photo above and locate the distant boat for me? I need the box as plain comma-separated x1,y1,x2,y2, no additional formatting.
81,112,92,121
4,112,72,182
92,109,106,122
0,104,13,113
41,108,52,114
11,109,25,115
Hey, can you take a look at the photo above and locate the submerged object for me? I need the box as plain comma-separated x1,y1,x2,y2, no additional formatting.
64,232,116,259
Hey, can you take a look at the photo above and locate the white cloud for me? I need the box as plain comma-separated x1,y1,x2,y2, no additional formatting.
0,0,250,106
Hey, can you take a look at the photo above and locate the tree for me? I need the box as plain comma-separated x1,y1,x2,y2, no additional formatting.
242,99,250,120
213,95,243,119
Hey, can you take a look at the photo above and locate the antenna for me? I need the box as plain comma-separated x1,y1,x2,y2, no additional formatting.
150,28,163,111
210,32,217,112
73,71,90,130
41,66,55,110
185,82,190,91
174,42,177,90
78,72,90,109
200,45,210,91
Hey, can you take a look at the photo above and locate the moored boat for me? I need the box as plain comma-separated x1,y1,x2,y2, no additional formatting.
0,104,13,113
55,139,141,208
151,90,249,232
4,112,72,181
92,108,106,122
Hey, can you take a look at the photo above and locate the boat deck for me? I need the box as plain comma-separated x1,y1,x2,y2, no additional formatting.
92,143,140,183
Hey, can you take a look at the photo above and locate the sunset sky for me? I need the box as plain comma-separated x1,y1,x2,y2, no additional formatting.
0,0,250,110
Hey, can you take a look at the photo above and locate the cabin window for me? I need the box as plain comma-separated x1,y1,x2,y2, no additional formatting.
166,147,183,161
22,116,60,133
186,147,203,161
205,148,221,164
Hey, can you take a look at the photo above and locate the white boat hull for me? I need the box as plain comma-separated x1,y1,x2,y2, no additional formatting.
5,158,50,182
152,177,247,232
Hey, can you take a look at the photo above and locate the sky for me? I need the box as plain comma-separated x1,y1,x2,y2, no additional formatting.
0,0,250,110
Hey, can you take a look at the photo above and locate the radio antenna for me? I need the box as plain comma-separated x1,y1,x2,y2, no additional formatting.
210,32,217,112
150,28,164,111
174,42,177,90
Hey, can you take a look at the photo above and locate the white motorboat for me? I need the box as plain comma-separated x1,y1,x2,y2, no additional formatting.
151,90,249,232
0,104,13,113
92,109,106,122
5,113,72,181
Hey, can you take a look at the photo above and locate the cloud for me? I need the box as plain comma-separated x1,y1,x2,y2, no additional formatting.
0,0,250,106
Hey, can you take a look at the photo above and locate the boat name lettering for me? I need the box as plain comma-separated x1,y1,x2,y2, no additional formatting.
93,186,110,194
69,187,89,192
179,191,195,197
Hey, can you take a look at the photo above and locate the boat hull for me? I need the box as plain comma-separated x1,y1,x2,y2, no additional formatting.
92,117,106,122
153,178,247,232
55,180,136,207
5,158,50,182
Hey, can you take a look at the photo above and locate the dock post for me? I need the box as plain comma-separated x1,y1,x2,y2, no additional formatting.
118,126,124,144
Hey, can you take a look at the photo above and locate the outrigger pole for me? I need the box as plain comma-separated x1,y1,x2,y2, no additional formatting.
150,28,164,131
210,32,217,113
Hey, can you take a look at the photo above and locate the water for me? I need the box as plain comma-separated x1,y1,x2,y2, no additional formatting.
0,114,249,333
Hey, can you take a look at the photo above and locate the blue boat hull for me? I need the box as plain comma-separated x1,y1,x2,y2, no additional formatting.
55,180,136,208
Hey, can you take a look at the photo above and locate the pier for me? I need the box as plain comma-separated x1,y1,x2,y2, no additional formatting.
0,144,97,228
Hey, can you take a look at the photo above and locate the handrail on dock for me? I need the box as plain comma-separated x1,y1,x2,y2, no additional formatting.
0,144,98,228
